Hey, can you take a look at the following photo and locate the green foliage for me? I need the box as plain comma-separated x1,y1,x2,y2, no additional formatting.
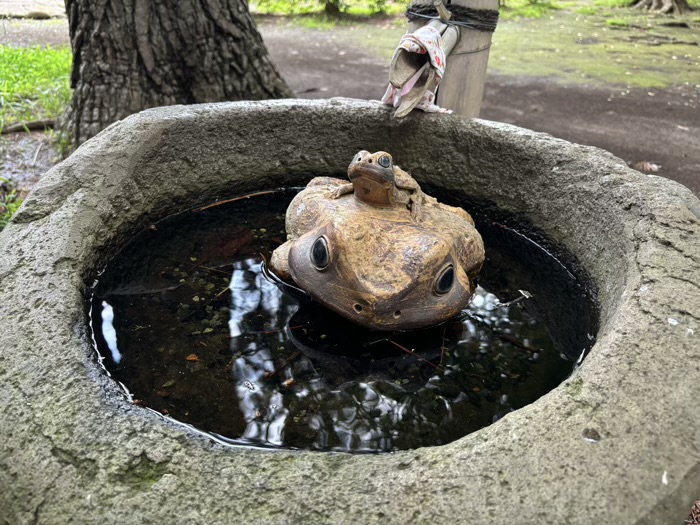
253,0,561,23
253,0,320,15
500,0,562,20
0,178,23,231
252,0,571,22
593,0,632,7
490,10,700,88
252,0,404,16
0,45,72,131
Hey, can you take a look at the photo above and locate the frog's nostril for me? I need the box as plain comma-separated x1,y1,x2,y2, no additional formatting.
368,159,372,163
393,310,402,319
353,303,363,313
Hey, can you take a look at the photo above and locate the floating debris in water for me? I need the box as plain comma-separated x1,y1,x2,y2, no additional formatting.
497,289,533,307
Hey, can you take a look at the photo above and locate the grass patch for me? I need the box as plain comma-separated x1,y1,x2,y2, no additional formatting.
0,178,23,232
594,0,632,7
0,45,72,131
595,0,700,6
345,0,700,89
500,0,562,20
489,13,700,88
253,0,564,22
252,0,406,16
253,0,324,15
345,2,405,15
253,0,406,29
592,0,700,6
576,0,698,15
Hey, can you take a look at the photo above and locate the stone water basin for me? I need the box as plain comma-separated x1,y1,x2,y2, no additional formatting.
0,99,698,524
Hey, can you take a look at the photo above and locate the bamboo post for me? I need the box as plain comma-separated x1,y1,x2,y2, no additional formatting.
409,0,499,118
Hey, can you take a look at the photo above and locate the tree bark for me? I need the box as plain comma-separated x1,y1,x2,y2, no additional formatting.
632,0,691,15
324,0,343,16
64,0,292,148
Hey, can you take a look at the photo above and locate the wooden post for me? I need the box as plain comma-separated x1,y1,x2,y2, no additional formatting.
409,0,499,118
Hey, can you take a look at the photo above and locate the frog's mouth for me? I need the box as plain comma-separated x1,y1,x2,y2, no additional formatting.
348,162,394,185
261,256,311,301
347,163,397,208
307,283,472,331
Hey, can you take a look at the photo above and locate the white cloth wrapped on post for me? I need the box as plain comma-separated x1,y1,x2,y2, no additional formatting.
382,25,453,115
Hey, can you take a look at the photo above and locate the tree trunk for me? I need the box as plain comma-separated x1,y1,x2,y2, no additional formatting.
324,0,343,16
632,0,691,15
64,0,292,148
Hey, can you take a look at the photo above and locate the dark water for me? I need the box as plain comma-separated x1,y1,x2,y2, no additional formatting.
89,189,598,452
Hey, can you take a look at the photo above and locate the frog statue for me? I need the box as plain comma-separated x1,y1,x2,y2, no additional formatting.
269,150,485,331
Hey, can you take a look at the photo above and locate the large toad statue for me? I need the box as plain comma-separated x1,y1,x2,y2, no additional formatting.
269,150,485,331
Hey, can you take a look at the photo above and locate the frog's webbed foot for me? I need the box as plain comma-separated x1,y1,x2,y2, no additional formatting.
329,183,354,200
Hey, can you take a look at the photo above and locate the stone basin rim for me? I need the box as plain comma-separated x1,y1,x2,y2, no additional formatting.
0,98,699,525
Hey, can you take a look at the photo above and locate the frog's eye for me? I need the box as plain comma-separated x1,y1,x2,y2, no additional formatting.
434,264,454,295
378,155,392,168
310,236,330,270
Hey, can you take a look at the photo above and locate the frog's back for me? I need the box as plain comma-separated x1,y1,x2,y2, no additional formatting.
285,177,347,238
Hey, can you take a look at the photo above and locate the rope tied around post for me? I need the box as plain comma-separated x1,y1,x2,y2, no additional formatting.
406,3,500,33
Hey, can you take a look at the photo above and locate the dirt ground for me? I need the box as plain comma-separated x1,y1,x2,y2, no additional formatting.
259,20,699,196
1,15,698,197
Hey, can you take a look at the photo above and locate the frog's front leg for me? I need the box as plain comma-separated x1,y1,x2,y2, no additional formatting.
394,168,424,221
329,183,354,199
408,194,424,222
394,168,421,193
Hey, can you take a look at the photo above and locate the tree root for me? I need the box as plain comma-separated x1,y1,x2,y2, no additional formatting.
1,120,55,134
633,0,691,15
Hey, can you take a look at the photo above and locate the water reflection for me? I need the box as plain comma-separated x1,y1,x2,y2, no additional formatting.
222,254,553,451
228,258,293,339
100,301,122,364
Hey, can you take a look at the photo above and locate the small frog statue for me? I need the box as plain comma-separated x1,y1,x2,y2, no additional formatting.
269,151,485,331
